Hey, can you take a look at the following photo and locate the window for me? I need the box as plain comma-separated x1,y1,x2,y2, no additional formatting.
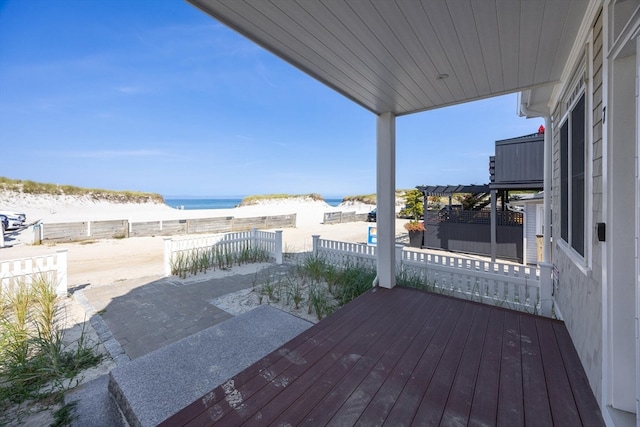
560,93,585,256
536,204,544,236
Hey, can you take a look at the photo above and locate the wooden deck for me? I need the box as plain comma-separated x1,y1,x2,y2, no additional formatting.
159,286,605,426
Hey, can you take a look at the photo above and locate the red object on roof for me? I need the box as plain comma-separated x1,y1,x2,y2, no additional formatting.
538,124,545,134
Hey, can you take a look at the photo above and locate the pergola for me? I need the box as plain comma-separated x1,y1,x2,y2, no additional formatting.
418,184,508,261
418,184,490,197
187,0,597,288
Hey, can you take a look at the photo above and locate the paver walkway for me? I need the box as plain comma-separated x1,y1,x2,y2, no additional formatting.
65,262,299,426
78,263,292,360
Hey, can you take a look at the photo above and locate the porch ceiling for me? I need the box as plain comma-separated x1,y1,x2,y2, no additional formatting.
187,0,590,116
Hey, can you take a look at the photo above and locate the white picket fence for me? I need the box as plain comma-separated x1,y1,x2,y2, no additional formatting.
0,250,68,296
311,236,554,318
163,229,283,276
312,236,377,268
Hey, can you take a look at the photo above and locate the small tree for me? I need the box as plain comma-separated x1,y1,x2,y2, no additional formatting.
428,195,442,210
461,193,482,210
403,189,424,221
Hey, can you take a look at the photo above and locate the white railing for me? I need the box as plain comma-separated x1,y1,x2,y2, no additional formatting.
312,236,554,318
163,229,283,276
312,236,377,268
0,250,68,296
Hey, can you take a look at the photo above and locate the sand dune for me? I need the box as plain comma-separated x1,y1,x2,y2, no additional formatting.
0,191,375,228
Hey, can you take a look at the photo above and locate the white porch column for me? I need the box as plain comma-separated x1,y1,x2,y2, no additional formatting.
376,112,396,289
490,189,497,262
543,115,552,263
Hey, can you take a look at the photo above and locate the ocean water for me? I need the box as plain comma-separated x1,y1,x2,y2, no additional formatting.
164,199,242,210
164,198,343,210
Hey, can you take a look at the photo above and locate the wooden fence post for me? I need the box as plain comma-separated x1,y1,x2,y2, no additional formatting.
312,235,320,257
163,237,172,277
55,249,68,296
274,230,283,264
538,262,553,317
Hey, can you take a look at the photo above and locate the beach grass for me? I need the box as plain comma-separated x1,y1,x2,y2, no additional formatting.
170,244,271,278
341,189,414,205
0,275,102,424
246,254,455,322
251,255,377,321
0,176,164,204
239,193,325,206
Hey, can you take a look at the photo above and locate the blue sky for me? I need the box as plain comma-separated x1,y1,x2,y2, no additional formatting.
0,0,542,199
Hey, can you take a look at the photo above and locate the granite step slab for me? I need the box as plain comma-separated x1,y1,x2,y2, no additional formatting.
108,305,312,427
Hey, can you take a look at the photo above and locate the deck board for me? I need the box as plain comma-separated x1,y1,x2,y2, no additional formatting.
413,302,479,425
382,296,466,425
292,292,439,426
354,295,452,426
520,315,553,426
322,293,439,426
216,288,415,426
537,318,583,425
238,290,412,425
497,311,525,426
551,322,606,426
159,286,605,427
468,309,504,426
439,303,490,426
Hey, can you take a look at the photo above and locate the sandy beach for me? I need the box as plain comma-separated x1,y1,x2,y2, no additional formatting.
0,192,373,226
0,193,401,284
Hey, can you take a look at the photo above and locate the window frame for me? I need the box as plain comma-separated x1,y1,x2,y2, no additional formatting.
559,90,587,259
536,204,544,236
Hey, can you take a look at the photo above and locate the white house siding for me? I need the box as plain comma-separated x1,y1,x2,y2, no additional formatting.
551,9,604,405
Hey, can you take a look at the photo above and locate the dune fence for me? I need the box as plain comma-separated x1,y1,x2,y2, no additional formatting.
34,214,296,243
322,211,368,224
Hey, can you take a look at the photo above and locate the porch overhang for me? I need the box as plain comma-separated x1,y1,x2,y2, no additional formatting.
187,0,594,116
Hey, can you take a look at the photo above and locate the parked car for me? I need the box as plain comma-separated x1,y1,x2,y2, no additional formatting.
0,211,26,230
367,208,377,222
0,211,26,223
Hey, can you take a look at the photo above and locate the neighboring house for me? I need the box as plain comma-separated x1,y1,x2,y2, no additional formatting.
490,130,545,265
188,1,638,424
511,192,546,265
415,131,546,264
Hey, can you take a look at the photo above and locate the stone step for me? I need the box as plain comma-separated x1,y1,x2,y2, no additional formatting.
108,305,312,427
